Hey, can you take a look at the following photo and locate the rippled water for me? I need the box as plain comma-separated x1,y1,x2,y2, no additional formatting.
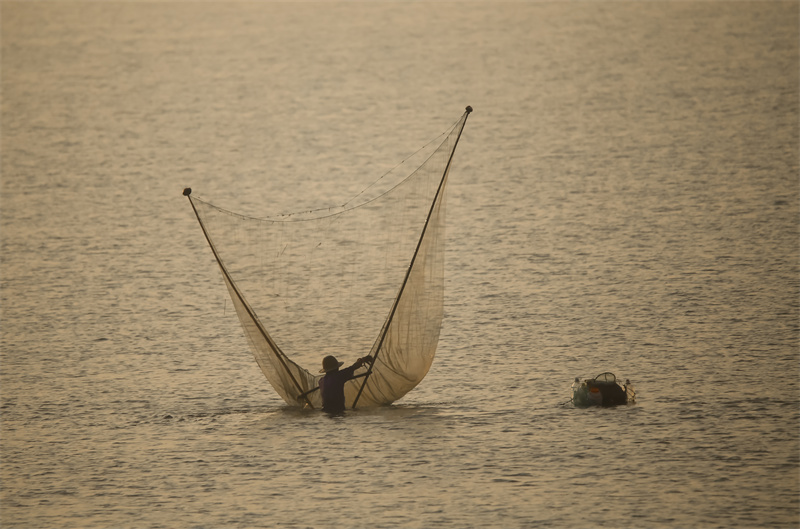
2,2,798,528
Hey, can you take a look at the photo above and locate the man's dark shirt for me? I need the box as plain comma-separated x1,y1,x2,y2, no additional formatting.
319,363,359,414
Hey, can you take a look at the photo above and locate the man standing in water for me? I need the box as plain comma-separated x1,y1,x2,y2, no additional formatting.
319,355,373,414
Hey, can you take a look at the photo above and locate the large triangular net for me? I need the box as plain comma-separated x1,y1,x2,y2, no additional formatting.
186,108,471,409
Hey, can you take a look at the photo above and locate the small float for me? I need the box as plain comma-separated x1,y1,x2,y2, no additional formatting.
572,372,635,407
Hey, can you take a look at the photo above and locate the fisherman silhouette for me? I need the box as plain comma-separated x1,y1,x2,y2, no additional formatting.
318,355,373,414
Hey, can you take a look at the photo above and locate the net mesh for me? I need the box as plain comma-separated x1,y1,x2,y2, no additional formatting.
188,110,470,408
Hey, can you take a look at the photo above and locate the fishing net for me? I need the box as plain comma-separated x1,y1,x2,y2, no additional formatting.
186,108,471,408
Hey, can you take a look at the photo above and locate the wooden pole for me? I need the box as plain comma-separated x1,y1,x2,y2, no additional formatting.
184,189,315,409
351,106,472,409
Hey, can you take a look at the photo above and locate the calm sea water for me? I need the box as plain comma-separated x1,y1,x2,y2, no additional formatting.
2,2,798,528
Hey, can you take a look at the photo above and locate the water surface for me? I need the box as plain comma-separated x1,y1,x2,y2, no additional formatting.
2,2,798,528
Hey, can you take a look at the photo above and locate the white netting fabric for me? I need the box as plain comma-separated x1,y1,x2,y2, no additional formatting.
188,110,470,408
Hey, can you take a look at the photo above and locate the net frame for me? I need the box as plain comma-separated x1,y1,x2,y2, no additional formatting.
185,107,472,409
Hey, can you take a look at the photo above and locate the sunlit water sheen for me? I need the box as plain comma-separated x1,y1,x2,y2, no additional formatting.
1,2,798,528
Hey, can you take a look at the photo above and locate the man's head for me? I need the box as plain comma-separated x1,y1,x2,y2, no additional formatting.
320,355,344,374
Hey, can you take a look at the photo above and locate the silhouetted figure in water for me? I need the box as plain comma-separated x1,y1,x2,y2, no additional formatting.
319,355,373,414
